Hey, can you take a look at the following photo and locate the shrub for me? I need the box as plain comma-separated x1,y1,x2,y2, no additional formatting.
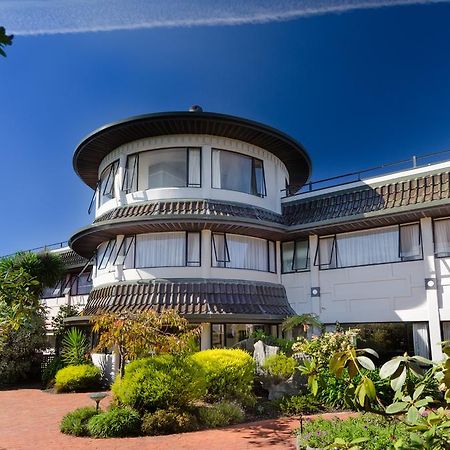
42,356,65,387
190,349,255,405
87,407,141,438
297,414,410,450
262,353,297,382
62,328,89,366
112,354,206,412
197,401,245,428
141,408,199,435
277,394,322,416
60,406,98,436
55,364,102,393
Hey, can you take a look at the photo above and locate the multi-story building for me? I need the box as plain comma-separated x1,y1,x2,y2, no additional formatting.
25,108,450,360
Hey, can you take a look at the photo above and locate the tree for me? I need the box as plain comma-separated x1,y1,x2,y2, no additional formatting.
0,27,13,58
282,313,323,334
91,310,201,377
52,304,80,355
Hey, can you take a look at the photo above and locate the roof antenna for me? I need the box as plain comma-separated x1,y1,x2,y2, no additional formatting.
189,104,203,112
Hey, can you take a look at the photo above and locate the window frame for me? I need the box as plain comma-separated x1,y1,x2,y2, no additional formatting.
281,239,310,274
98,160,119,207
433,217,450,258
211,232,276,273
211,148,267,197
315,223,423,270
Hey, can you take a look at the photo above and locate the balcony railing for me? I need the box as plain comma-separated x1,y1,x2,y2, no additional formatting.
282,148,450,198
1,241,69,259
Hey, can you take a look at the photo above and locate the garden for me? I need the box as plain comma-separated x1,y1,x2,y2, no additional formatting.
1,251,450,448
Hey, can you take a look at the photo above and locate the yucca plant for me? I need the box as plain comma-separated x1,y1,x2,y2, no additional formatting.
62,327,88,366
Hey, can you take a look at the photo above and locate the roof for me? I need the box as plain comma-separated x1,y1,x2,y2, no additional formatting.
57,249,91,269
82,279,294,322
73,110,312,190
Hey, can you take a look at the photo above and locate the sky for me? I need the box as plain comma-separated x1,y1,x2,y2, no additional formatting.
1,0,450,255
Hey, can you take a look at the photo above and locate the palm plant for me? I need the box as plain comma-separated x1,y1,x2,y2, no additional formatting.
282,313,323,334
62,327,88,366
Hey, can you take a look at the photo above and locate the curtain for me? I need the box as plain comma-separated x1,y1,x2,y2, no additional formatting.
97,240,116,272
268,241,276,273
294,240,309,270
434,219,450,256
187,232,200,266
400,224,421,259
123,236,135,269
188,148,201,186
319,237,336,268
99,161,118,205
147,148,187,189
212,233,227,267
413,323,430,358
227,234,268,271
211,149,222,188
442,322,450,341
135,232,185,267
337,226,399,267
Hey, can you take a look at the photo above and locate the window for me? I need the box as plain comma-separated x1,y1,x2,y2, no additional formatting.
136,147,200,191
70,272,92,296
211,149,266,197
122,153,139,193
317,223,422,269
434,218,450,257
98,161,119,206
211,233,276,272
135,231,200,268
281,239,309,273
42,279,64,298
96,240,117,273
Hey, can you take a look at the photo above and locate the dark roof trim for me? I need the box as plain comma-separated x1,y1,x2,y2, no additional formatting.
73,111,312,190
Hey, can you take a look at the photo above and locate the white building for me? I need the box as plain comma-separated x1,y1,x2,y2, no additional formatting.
32,107,450,360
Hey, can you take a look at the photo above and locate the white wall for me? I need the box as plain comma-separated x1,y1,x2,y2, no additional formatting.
95,134,289,217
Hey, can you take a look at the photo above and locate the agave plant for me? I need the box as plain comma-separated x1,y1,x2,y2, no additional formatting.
62,327,88,366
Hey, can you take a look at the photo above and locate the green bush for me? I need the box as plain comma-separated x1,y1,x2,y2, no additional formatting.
55,364,102,393
141,408,199,435
197,401,245,428
277,394,322,416
60,406,98,436
42,356,65,387
87,407,141,438
297,414,410,450
262,353,297,382
190,349,255,405
62,328,89,366
112,354,206,413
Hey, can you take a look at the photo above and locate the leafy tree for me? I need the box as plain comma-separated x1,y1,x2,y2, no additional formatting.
0,27,13,58
282,313,323,334
52,304,80,355
91,309,201,377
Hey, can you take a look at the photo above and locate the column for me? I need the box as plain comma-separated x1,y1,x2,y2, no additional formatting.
420,217,443,361
116,154,127,207
200,323,211,350
309,234,321,318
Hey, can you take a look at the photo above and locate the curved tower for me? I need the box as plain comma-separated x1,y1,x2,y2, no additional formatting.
69,107,312,348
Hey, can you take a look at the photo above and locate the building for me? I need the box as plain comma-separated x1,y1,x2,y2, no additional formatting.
30,108,450,360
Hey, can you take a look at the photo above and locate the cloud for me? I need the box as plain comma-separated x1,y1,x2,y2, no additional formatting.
1,0,448,36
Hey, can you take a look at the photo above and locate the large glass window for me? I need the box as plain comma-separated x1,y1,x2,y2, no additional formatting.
70,272,93,296
317,223,422,269
98,160,119,206
135,231,200,268
212,323,273,348
434,218,450,257
211,149,266,197
282,239,309,273
42,279,64,298
211,233,276,272
134,147,201,191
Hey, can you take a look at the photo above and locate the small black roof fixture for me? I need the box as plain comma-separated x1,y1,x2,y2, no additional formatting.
73,110,312,189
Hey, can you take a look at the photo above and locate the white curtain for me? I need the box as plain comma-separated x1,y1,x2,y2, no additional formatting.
268,241,276,272
211,149,222,188
188,148,201,186
319,236,336,268
147,148,187,189
400,224,421,259
187,232,200,266
123,236,135,269
337,226,399,267
227,234,268,271
294,240,309,270
136,232,185,267
434,219,450,256
413,323,430,358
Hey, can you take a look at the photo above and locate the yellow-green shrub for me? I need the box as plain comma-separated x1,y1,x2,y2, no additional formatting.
190,349,255,405
55,364,101,393
262,353,297,382
112,354,206,412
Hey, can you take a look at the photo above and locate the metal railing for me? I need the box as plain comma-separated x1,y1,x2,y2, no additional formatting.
282,148,450,198
1,240,69,259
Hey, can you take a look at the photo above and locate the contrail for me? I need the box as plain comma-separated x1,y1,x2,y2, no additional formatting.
0,0,448,36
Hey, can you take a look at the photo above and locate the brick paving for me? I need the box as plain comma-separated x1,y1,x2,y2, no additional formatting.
0,388,353,450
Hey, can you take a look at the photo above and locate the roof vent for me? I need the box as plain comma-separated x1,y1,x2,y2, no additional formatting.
189,104,203,113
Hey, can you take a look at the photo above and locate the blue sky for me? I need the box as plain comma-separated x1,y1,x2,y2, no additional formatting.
1,1,450,255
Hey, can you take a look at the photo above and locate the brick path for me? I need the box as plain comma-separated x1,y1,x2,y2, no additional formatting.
0,388,352,450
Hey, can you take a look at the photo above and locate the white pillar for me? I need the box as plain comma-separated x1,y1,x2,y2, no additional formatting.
201,230,212,279
200,323,211,350
115,235,125,281
420,217,443,361
309,234,321,318
116,154,127,207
